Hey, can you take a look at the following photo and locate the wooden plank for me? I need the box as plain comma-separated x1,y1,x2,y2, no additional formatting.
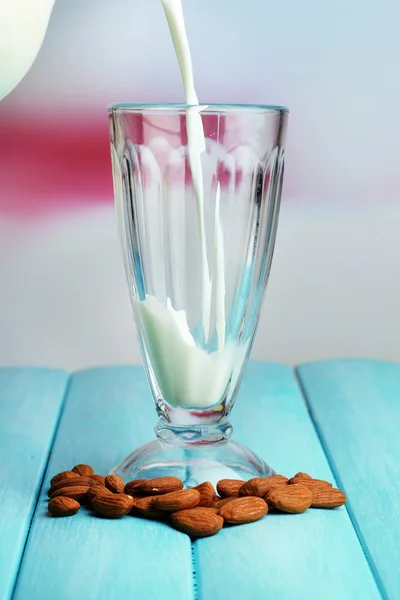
297,359,400,600
194,362,382,600
13,367,193,600
0,368,69,600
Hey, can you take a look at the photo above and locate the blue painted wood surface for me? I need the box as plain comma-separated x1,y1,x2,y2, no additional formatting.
2,360,397,599
13,367,193,600
297,359,400,600
0,368,69,600
194,362,381,600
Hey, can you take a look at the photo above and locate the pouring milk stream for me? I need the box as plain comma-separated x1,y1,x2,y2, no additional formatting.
137,0,243,409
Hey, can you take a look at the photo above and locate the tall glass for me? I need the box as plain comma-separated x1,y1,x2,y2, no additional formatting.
109,104,288,486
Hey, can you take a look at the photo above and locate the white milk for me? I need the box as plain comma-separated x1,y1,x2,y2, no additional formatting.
137,296,237,408
136,0,236,409
161,0,212,340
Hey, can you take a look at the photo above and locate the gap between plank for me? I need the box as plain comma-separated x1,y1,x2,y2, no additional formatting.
191,542,199,600
10,375,72,600
185,462,199,600
293,368,388,600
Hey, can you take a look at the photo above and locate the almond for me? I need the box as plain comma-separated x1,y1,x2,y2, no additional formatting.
267,484,312,514
291,479,333,497
216,479,244,498
289,477,332,493
105,474,125,494
48,496,80,517
72,464,95,477
310,487,346,508
92,474,106,486
50,471,77,486
193,482,216,507
87,483,114,504
172,508,223,538
131,496,168,520
198,506,220,515
125,476,183,496
219,496,268,524
92,493,133,518
291,472,312,480
213,497,236,509
48,476,94,497
239,475,288,497
51,485,90,502
151,489,200,512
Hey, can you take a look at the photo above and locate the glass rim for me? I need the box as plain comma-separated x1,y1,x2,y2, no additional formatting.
108,102,289,115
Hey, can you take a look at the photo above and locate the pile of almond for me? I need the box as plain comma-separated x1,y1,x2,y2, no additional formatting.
47,465,347,538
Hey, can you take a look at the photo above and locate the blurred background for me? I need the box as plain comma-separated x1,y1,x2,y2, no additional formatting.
1,0,399,371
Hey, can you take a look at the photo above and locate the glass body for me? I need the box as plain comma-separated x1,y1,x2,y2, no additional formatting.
109,104,288,434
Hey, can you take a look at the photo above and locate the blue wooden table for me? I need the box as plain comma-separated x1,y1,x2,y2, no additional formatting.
1,360,399,600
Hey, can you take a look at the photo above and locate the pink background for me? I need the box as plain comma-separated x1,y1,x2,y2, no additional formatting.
1,0,399,369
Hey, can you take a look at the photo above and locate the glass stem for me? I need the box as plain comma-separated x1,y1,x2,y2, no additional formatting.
155,419,233,447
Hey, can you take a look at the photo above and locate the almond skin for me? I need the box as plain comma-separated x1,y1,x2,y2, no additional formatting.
193,482,216,507
125,476,183,497
310,487,346,508
172,508,223,538
50,471,77,486
131,496,168,520
92,493,133,518
198,506,220,515
288,476,332,490
48,496,80,517
213,497,236,509
48,476,94,497
216,479,244,498
267,484,312,514
239,475,288,497
219,496,268,524
291,472,312,480
151,489,200,512
51,485,90,502
72,464,95,477
92,474,106,486
86,483,114,504
105,474,125,494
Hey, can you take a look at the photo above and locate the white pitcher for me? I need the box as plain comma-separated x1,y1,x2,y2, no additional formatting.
0,0,55,101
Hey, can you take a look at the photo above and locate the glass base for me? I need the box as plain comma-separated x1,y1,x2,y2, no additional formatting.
110,421,274,487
